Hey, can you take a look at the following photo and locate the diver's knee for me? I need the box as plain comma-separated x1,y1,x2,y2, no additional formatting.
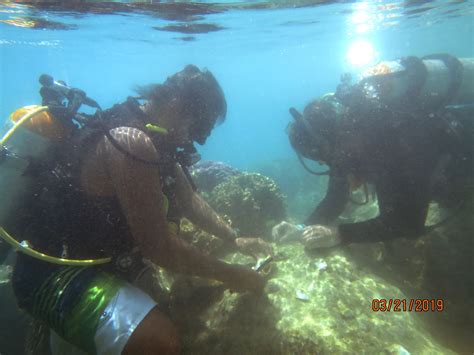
122,308,180,355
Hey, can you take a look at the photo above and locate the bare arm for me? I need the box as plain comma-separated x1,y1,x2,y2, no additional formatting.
81,128,262,292
173,164,274,259
173,164,237,241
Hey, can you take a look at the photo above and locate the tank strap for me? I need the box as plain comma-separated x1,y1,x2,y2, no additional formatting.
422,53,464,106
399,56,428,106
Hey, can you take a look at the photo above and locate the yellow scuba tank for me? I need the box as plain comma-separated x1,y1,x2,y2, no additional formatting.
9,105,67,140
361,54,474,109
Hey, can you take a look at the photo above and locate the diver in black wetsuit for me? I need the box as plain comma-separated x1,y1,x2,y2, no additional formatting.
273,54,473,249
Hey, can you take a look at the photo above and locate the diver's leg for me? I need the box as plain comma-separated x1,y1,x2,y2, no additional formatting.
49,275,178,355
122,307,179,355
94,280,178,355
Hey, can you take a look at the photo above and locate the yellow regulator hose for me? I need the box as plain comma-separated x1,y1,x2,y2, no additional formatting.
0,105,49,145
0,105,111,266
0,227,111,266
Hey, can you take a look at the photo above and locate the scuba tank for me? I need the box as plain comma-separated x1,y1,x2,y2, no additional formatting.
0,76,110,265
0,73,100,226
359,54,474,109
0,105,64,226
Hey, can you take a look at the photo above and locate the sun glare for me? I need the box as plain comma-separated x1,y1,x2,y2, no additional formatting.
346,40,378,67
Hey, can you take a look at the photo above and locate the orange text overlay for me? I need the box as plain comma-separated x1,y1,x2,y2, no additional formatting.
371,299,444,312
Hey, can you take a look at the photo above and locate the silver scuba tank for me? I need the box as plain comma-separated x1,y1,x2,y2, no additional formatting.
360,54,474,109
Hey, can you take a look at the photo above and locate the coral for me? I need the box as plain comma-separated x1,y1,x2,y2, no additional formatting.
208,172,286,238
190,160,240,193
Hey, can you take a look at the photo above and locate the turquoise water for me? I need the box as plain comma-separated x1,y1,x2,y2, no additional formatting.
1,1,472,170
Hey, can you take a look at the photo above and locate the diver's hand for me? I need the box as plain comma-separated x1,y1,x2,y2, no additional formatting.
272,221,305,243
224,264,266,294
302,225,341,249
234,237,274,260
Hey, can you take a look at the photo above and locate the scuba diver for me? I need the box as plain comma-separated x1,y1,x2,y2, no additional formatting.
1,65,270,354
273,54,473,250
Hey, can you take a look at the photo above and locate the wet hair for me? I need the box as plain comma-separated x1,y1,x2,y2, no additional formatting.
135,65,227,144
288,98,340,163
